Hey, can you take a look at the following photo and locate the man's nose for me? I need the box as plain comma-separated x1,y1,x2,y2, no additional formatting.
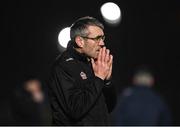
99,40,105,46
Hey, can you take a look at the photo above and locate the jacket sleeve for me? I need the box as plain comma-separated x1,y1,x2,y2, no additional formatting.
49,60,105,121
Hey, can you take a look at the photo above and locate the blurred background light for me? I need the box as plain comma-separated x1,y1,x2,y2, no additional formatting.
100,2,121,25
58,27,70,48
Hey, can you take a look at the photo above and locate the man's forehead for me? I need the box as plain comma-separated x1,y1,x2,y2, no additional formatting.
87,25,104,35
87,25,103,30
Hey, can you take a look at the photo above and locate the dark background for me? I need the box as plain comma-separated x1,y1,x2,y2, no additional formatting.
1,0,180,125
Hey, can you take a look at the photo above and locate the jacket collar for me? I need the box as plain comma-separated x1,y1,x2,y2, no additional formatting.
67,40,89,62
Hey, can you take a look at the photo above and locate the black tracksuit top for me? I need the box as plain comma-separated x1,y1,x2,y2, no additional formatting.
48,44,114,125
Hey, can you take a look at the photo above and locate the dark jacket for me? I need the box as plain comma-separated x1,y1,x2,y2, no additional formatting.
48,42,115,125
112,85,172,126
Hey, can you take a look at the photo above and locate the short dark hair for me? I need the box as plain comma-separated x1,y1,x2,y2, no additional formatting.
70,16,104,42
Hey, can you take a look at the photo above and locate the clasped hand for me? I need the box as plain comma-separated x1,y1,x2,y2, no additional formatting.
91,47,113,80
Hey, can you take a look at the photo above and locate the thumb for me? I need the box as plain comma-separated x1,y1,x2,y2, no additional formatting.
91,58,95,68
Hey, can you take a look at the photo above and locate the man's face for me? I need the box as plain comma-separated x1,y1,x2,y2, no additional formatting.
81,25,105,59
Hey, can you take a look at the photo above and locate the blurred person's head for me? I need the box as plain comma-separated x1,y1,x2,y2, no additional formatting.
24,79,41,93
70,16,105,59
23,78,44,103
132,66,155,87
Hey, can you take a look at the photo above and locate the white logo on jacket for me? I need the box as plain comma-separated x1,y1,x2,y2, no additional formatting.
66,58,74,61
80,71,87,80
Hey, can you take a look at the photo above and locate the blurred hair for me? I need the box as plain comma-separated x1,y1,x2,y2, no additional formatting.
133,65,153,77
132,65,155,86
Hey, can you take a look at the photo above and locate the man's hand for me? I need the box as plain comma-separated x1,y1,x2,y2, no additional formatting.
106,54,113,80
91,47,113,80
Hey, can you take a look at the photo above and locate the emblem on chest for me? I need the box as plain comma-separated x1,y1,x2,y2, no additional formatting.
80,71,87,80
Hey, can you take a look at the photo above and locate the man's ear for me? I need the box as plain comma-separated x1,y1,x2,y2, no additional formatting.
75,36,84,48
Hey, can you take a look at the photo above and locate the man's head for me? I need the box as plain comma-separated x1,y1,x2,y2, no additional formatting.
23,79,44,103
70,16,105,59
24,79,42,94
132,67,155,87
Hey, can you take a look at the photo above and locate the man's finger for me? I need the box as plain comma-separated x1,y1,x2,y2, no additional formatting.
101,47,106,62
97,48,102,62
108,55,113,66
105,49,110,63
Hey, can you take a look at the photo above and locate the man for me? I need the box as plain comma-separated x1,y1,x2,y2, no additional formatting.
48,16,115,125
11,77,52,125
112,66,172,125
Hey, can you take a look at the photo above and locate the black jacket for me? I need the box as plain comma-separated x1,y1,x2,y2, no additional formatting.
48,43,116,125
112,85,172,125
